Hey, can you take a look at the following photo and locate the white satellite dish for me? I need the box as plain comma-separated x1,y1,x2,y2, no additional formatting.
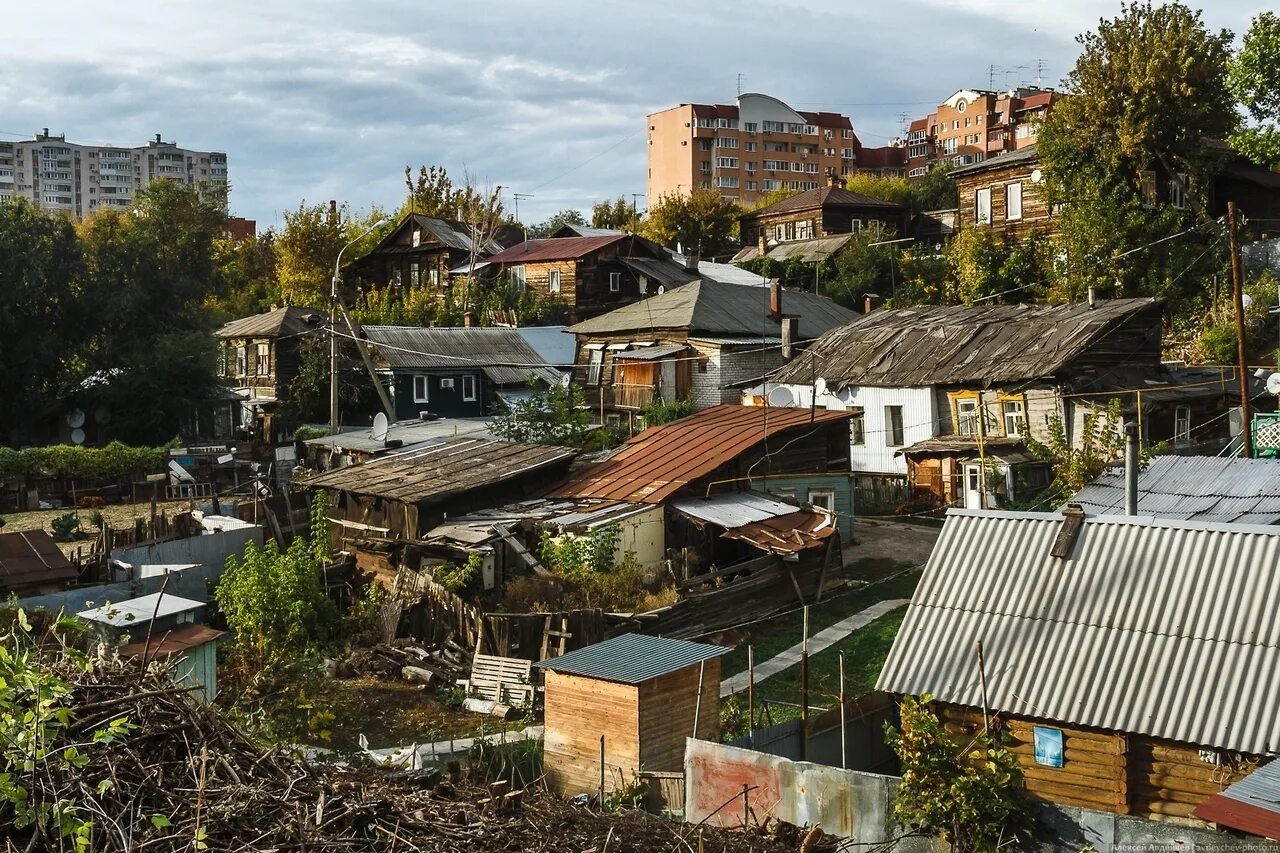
371,412,390,443
66,408,86,429
167,460,196,483
814,377,828,399
70,428,86,445
1267,373,1280,396
767,386,795,408
1030,168,1043,184
656,285,666,295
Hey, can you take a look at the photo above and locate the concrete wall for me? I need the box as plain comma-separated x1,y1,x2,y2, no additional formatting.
684,737,1280,852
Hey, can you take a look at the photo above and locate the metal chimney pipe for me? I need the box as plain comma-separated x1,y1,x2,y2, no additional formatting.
1124,421,1139,516
1088,287,1096,309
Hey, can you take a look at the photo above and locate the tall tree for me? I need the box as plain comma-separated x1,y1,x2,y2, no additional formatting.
1228,12,1280,167
209,231,279,319
274,202,388,308
591,197,638,230
638,190,741,260
526,208,586,239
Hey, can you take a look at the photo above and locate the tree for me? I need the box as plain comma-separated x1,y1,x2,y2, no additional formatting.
1228,12,1280,167
845,174,915,208
826,228,898,308
639,190,741,259
490,382,592,447
526,208,587,239
945,228,1048,306
208,231,279,319
886,695,1031,853
277,336,377,430
591,196,638,230
915,163,959,212
1025,398,1134,505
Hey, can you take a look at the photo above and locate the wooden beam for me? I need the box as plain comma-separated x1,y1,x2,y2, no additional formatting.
492,524,555,578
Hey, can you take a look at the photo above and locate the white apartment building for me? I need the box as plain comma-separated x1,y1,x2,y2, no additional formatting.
0,129,228,217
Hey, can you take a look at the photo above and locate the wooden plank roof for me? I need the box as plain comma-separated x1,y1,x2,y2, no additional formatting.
0,530,77,593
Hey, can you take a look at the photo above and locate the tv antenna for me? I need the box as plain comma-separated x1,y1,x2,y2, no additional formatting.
897,111,910,134
1035,58,1048,87
987,64,1002,90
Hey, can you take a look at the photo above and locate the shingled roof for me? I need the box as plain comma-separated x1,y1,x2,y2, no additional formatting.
216,306,325,339
774,298,1164,389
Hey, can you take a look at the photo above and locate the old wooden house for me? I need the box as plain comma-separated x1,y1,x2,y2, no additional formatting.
300,437,577,542
738,175,908,252
763,298,1254,510
568,280,854,428
473,235,687,322
344,213,512,292
878,508,1280,823
360,326,565,420
215,306,325,443
536,634,727,796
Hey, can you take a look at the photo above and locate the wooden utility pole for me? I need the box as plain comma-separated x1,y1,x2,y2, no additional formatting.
1229,202,1254,458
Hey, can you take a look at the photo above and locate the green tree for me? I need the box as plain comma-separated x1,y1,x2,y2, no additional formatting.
277,336,377,430
274,202,388,308
944,228,1048,306
526,208,587,239
1025,398,1127,505
886,695,1031,853
591,196,638,230
915,162,959,212
1228,12,1280,167
827,228,897,307
845,174,915,208
208,231,280,319
639,190,741,260
490,382,592,447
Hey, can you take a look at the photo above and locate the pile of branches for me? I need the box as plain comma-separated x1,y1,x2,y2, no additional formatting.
0,617,830,852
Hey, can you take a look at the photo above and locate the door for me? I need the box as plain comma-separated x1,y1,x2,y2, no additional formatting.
963,463,984,509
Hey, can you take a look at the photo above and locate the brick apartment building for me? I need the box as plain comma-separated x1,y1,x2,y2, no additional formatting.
646,93,906,207
904,88,1055,180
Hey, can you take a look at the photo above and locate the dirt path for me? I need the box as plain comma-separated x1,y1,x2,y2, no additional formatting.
848,518,941,566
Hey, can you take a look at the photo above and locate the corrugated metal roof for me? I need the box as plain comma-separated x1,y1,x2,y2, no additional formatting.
1193,759,1280,836
567,280,856,340
534,633,729,684
301,437,576,504
483,235,627,265
79,592,205,627
362,326,564,386
618,256,699,288
671,491,800,528
304,417,494,454
776,298,1163,388
0,530,78,593
615,343,688,361
1073,456,1280,524
216,306,326,340
721,509,837,555
553,405,853,504
876,509,1280,755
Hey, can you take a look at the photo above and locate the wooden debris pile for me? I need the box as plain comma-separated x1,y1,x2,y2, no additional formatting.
336,636,469,686
4,648,829,851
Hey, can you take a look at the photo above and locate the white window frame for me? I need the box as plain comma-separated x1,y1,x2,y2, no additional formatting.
235,345,247,377
1170,173,1188,210
549,268,561,293
413,375,429,403
1002,400,1025,437
586,348,604,384
850,411,866,446
462,374,477,402
957,398,979,436
976,188,992,225
808,488,836,512
1006,182,1023,221
255,342,270,376
609,272,621,292
511,265,527,292
1174,405,1191,445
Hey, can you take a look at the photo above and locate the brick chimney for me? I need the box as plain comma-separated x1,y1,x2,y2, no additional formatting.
463,310,474,328
757,232,767,258
864,294,881,314
683,250,700,273
769,280,782,321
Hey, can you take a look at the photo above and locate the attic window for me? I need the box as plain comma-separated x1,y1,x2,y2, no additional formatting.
412,228,421,247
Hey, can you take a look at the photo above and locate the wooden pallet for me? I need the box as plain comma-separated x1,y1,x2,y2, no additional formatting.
457,652,535,709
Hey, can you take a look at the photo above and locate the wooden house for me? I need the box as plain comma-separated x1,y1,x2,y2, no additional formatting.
360,326,566,420
878,508,1280,823
344,213,512,292
567,279,854,427
215,306,325,443
535,633,728,796
763,299,1255,510
737,175,908,252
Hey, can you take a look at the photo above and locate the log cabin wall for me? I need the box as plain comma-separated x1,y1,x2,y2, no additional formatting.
938,703,1260,824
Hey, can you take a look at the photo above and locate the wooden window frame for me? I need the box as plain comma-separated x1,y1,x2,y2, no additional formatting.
462,374,478,402
412,375,429,403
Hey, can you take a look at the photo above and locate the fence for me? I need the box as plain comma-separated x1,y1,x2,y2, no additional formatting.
855,479,910,514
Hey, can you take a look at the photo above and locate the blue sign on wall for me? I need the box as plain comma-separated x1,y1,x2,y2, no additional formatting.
1033,726,1064,767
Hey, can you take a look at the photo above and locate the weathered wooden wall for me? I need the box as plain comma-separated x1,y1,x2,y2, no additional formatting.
544,671,639,796
638,659,721,773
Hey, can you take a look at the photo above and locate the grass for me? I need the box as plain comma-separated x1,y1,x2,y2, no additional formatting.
717,559,920,680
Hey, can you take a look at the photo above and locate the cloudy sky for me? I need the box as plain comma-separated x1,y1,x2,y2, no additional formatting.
1,1,1261,227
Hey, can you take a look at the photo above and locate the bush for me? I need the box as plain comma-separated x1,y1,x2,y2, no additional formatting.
0,441,169,481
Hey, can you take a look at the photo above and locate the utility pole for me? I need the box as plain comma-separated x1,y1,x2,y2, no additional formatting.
630,193,645,227
330,218,388,436
1229,201,1254,457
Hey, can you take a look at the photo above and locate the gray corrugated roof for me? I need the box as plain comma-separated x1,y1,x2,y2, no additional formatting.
216,306,326,339
948,144,1039,178
534,633,729,684
616,343,688,361
619,256,699,288
670,492,799,528
876,509,1280,755
775,298,1163,388
362,326,564,386
567,280,856,340
1073,456,1280,524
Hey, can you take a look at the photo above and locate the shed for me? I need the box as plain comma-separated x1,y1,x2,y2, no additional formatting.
535,634,729,796
118,624,225,704
78,592,205,641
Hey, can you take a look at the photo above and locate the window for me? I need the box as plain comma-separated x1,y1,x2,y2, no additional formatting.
1175,405,1191,445
609,272,621,292
957,100,967,112
744,142,757,152
413,375,429,403
1169,173,1188,210
942,137,958,154
744,122,758,132
587,348,604,384
885,406,905,447
462,374,477,402
850,411,865,446
697,358,709,374
746,180,757,190
606,413,622,428
957,397,978,436
975,188,992,225
235,345,246,377
808,489,836,512
1140,171,1158,208
1006,182,1023,221
697,139,712,151
714,137,738,149
255,342,270,376
549,268,561,293
716,157,738,168
1002,399,1025,437
429,268,440,287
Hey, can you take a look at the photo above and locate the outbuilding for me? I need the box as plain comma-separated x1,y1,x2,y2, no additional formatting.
535,634,728,797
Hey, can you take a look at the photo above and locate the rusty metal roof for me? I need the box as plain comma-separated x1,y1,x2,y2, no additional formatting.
553,405,852,504
483,235,627,265
118,623,225,658
721,509,837,555
534,633,729,684
1194,759,1280,837
0,530,77,593
775,298,1163,389
877,509,1280,754
302,438,576,504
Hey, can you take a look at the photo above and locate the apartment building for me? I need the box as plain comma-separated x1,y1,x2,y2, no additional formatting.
903,88,1055,180
0,129,228,217
646,93,905,207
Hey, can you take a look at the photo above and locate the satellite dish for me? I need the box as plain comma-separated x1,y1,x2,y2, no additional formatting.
66,408,86,429
371,412,390,443
814,377,828,399
1267,373,1280,396
767,386,795,408
656,285,666,295
1030,168,1043,184
70,428,86,445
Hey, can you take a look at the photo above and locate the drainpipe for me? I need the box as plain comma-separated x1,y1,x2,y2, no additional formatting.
1124,421,1139,516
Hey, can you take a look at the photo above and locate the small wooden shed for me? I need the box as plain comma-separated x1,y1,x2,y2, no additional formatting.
534,633,728,797
118,624,225,704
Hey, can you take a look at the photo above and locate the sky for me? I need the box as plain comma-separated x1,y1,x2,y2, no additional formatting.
0,1,1263,228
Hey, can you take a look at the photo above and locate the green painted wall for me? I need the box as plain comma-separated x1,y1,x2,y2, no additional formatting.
748,473,855,541
390,370,486,419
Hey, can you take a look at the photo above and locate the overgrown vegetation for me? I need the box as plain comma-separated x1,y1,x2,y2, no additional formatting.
433,552,484,594
490,382,599,448
0,441,171,481
886,695,1032,853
